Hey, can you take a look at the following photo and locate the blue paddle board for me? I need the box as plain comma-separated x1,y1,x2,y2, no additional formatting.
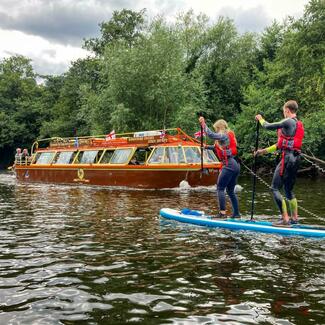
160,208,325,238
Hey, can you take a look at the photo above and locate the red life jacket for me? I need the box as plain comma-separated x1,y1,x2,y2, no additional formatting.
214,130,237,165
277,119,304,176
277,119,304,151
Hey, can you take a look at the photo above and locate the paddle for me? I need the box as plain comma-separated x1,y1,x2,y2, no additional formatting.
196,112,205,173
200,123,204,172
250,119,260,220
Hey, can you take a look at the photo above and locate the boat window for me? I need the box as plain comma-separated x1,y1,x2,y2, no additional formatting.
184,147,201,163
77,150,99,164
165,147,185,164
35,152,55,165
94,150,104,163
54,151,75,164
110,148,133,164
99,150,115,164
129,148,148,165
148,147,164,164
204,149,218,162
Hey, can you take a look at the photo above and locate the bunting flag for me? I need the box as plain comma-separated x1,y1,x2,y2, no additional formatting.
105,130,116,140
194,130,206,138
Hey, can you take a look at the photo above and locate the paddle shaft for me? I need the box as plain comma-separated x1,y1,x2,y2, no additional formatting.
250,120,260,220
200,124,204,172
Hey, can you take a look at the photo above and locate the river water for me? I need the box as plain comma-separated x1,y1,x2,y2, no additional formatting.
0,171,324,324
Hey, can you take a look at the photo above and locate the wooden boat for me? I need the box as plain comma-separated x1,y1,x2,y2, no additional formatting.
14,128,221,188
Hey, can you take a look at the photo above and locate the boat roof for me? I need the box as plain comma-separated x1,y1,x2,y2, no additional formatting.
33,128,200,152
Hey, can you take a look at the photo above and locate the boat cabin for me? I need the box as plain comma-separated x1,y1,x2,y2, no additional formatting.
14,128,221,188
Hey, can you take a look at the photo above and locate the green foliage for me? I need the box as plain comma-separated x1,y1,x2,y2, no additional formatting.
302,104,325,157
40,57,101,137
255,21,285,71
0,112,17,147
84,9,146,55
189,17,258,123
237,0,325,162
98,18,205,132
235,83,281,160
175,10,209,73
0,55,43,150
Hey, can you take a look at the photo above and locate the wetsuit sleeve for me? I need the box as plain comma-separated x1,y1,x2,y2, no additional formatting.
203,125,228,142
265,144,277,153
259,118,290,130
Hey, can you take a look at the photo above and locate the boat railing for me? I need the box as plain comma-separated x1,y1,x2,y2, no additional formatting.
14,156,33,166
31,128,199,154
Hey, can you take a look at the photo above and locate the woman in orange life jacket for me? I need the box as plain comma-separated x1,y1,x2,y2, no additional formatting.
255,100,304,225
199,116,240,218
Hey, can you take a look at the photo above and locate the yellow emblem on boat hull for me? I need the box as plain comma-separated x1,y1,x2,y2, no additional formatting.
73,168,89,183
77,168,84,180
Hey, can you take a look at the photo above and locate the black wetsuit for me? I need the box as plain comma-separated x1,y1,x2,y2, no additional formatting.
262,118,300,214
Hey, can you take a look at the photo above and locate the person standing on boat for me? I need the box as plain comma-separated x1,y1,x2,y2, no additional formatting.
199,117,241,218
21,149,30,164
15,148,22,164
255,100,304,225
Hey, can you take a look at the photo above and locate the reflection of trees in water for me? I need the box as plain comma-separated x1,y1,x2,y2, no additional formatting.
36,183,249,310
11,184,211,246
266,241,312,320
211,241,246,306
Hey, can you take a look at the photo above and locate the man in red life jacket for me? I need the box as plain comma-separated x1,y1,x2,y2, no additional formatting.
199,117,241,218
255,100,304,225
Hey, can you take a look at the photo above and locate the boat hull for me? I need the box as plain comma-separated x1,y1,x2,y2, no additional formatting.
160,208,325,238
15,166,218,189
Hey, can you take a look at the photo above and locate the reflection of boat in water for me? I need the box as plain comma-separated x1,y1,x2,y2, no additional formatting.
14,128,221,189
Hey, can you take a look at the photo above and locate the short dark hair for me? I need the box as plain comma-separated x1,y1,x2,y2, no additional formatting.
284,100,298,113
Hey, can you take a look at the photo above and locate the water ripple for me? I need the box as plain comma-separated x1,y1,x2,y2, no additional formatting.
0,172,324,324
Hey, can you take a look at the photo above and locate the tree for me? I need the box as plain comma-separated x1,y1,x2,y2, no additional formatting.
84,9,146,55
255,21,285,71
175,10,209,73
0,55,44,166
0,55,43,148
189,17,257,123
40,57,101,138
95,19,205,133
236,0,325,161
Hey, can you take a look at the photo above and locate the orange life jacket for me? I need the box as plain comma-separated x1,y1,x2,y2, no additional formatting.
277,119,304,176
277,119,304,151
214,130,237,165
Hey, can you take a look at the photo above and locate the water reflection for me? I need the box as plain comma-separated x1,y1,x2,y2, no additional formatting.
0,172,324,324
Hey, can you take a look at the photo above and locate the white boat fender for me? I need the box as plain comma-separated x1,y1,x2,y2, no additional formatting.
223,184,243,193
235,184,243,193
179,180,191,189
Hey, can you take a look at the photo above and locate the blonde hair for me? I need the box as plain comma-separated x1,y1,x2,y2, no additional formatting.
213,119,229,134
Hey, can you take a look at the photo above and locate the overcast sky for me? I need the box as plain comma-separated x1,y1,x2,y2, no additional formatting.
0,0,310,75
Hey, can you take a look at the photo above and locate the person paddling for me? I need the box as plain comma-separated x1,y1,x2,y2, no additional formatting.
255,100,304,225
199,117,240,218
